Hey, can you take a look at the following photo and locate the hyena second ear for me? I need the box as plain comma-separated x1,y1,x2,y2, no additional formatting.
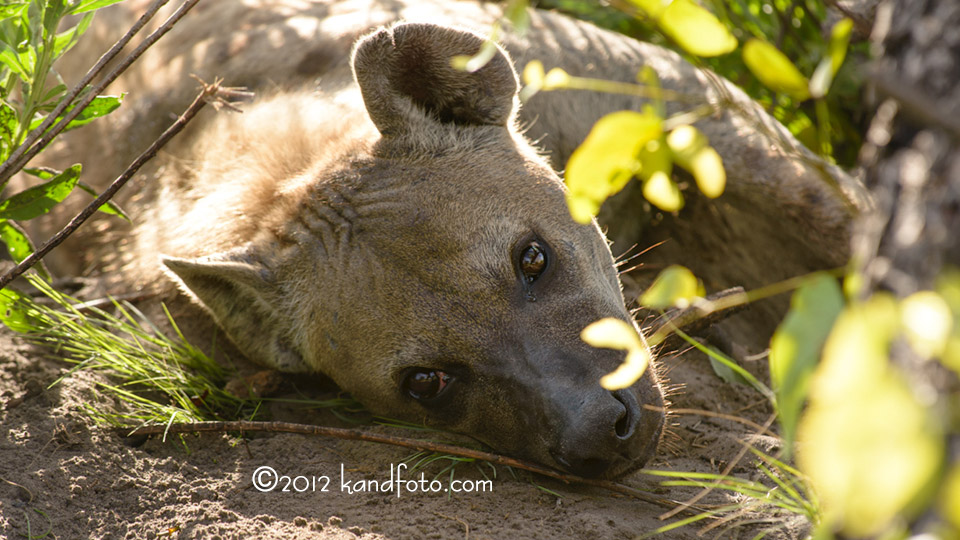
351,22,519,136
161,250,310,373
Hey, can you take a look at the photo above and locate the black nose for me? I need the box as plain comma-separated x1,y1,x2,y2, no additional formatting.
612,389,638,439
549,389,642,478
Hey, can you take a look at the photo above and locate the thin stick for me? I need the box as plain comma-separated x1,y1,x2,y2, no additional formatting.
125,419,693,510
658,413,777,521
665,408,768,433
646,268,845,347
0,79,225,290
433,512,470,539
0,0,201,188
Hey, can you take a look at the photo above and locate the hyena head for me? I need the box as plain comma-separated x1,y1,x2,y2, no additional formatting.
162,22,664,478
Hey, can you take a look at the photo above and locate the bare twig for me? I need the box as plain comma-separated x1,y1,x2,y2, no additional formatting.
646,287,746,348
433,513,470,539
646,267,846,347
125,419,694,510
0,0,202,188
0,79,228,290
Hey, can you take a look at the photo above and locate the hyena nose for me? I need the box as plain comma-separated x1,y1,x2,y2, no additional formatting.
549,389,642,478
612,389,639,440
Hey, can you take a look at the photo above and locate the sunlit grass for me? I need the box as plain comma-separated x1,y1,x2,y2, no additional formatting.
8,277,245,431
7,276,363,436
642,448,819,538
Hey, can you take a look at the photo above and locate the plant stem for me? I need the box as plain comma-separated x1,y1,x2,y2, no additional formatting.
814,98,831,157
12,14,56,152
556,73,706,104
647,267,845,346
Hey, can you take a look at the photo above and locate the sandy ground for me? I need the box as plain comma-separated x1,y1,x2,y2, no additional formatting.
0,298,807,539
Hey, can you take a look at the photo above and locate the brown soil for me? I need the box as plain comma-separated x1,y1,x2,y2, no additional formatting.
0,299,808,540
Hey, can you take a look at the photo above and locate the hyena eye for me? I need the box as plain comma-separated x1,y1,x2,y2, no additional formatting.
403,369,453,401
519,241,547,283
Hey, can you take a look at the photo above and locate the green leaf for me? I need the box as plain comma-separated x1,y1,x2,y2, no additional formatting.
450,39,498,73
519,60,544,101
52,11,94,58
743,38,810,102
39,82,66,105
31,94,123,133
69,0,128,15
0,218,49,281
15,2,33,37
0,163,80,220
942,465,960,530
0,218,32,261
827,18,855,74
798,294,944,537
810,18,853,99
0,40,29,80
23,168,129,220
0,285,34,333
3,15,36,76
936,269,960,375
77,181,129,220
580,318,651,390
22,167,54,179
64,93,123,131
629,0,737,57
0,100,16,147
582,317,643,350
666,125,726,199
565,110,662,223
42,0,70,39
636,137,682,212
689,147,725,198
504,0,530,34
708,355,750,386
542,67,570,90
641,166,683,212
0,3,27,23
522,60,544,88
22,40,37,76
768,273,843,455
639,264,704,309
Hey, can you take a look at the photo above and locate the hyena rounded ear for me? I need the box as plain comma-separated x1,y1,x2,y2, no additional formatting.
351,22,519,135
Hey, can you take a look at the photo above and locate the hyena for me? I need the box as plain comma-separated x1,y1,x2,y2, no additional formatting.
38,0,867,478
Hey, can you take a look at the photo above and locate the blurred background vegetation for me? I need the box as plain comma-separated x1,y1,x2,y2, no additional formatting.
537,0,869,169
